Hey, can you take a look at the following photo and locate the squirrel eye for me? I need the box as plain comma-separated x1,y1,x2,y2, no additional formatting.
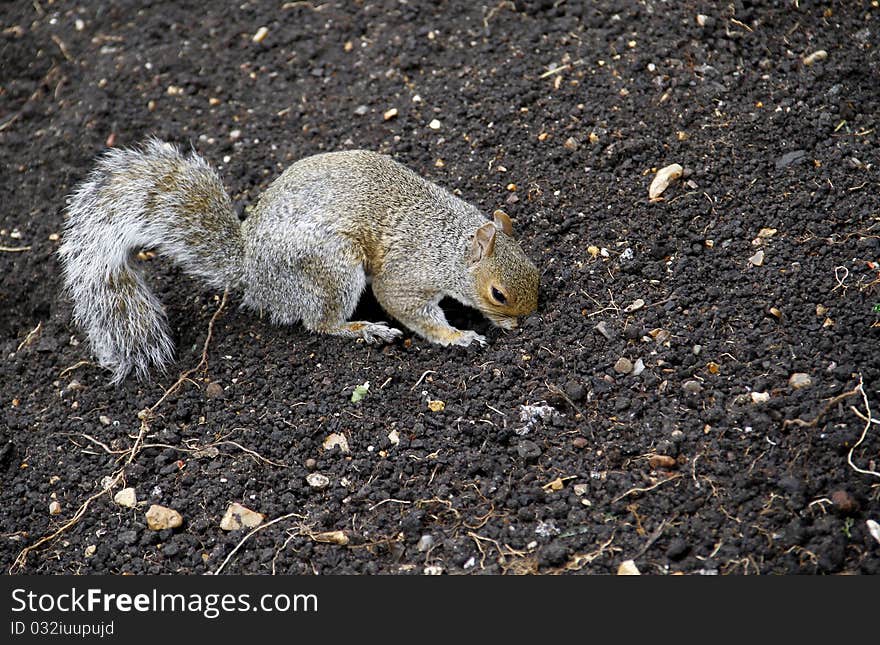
491,287,507,305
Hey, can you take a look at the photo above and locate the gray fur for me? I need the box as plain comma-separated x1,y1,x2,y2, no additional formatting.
59,141,539,383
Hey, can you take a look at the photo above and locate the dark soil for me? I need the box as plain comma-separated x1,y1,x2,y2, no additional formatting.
2,0,879,575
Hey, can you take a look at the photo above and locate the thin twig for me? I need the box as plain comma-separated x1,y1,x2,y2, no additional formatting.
832,266,849,293
59,360,92,377
545,381,585,419
485,403,507,417
0,114,20,132
136,439,288,468
0,245,31,252
629,517,674,559
213,440,288,468
271,530,302,575
213,512,308,575
539,64,570,78
367,498,412,512
847,375,880,479
782,383,862,429
482,0,515,35
553,535,617,573
72,433,121,455
467,530,527,569
16,322,42,352
50,34,74,61
612,473,682,503
410,370,436,391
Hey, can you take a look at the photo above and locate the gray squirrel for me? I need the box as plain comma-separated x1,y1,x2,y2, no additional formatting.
58,139,540,383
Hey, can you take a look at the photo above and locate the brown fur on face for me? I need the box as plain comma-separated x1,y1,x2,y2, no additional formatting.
469,222,539,329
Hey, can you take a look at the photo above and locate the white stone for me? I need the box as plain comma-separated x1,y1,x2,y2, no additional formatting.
748,249,765,266
632,358,646,376
789,373,812,389
114,487,137,508
252,26,269,43
145,504,183,530
648,163,683,200
306,473,330,489
624,298,645,313
417,535,434,552
867,519,880,546
614,357,633,374
220,503,265,531
322,433,350,453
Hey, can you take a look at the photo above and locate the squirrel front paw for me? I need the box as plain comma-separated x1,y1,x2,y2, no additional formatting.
421,326,487,347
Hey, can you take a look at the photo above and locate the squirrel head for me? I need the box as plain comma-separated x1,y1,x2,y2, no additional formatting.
467,210,539,330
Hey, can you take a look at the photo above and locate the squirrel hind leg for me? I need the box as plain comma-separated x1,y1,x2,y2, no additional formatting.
298,280,402,343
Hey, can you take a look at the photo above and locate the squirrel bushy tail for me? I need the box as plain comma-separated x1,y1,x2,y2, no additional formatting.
58,139,243,383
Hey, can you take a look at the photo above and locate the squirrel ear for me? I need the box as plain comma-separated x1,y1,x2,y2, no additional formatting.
493,209,514,236
469,222,497,265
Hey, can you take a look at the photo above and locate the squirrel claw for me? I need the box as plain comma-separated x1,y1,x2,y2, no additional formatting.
359,322,403,344
454,331,487,348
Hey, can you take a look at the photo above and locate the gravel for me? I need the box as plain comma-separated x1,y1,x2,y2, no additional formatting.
2,0,878,575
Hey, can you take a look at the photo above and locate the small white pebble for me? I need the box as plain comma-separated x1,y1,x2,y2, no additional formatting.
789,373,812,389
748,249,765,267
649,163,683,200
252,26,269,44
623,298,645,313
306,473,330,489
632,358,645,376
802,50,827,66
867,519,880,546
